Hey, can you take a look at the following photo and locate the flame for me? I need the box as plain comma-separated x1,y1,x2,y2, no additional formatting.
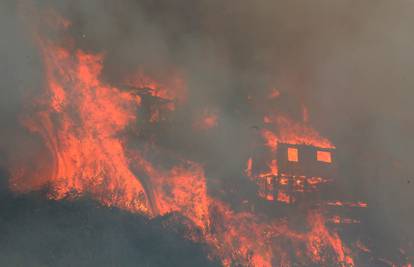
261,128,279,152
268,88,281,99
287,147,299,162
124,70,186,104
317,150,332,163
245,157,253,177
131,152,210,230
326,201,368,208
205,204,357,266
256,114,334,178
10,9,412,267
277,191,291,203
262,115,335,150
11,30,150,214
11,38,356,266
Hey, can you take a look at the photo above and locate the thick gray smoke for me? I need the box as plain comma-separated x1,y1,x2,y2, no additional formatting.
1,0,413,265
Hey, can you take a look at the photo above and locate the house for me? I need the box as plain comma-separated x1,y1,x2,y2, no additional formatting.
255,142,336,204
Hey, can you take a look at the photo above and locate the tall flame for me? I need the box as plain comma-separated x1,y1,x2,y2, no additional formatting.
9,9,412,267
11,38,151,215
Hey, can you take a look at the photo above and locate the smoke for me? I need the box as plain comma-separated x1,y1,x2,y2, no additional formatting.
0,1,43,167
308,1,414,245
52,0,414,240
1,0,413,264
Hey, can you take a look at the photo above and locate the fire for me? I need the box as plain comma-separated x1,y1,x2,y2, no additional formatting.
317,150,332,163
261,128,278,152
287,147,299,162
9,8,412,267
205,204,357,266
131,153,210,231
326,201,368,208
255,114,335,179
245,157,253,177
124,70,186,104
262,115,335,149
277,191,291,203
11,39,151,214
268,88,281,99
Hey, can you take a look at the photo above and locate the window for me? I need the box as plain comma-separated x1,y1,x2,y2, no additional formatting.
287,147,299,162
317,150,332,163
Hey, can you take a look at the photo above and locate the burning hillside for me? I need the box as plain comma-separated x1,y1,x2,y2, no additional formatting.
1,1,413,267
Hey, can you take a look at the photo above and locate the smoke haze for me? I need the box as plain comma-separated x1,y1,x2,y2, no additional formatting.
0,0,413,265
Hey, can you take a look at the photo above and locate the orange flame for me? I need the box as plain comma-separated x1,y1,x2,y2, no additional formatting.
12,9,408,267
12,39,357,267
11,36,150,214
124,70,186,104
262,115,335,150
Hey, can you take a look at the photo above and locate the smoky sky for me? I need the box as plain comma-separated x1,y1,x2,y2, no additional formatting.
1,0,414,264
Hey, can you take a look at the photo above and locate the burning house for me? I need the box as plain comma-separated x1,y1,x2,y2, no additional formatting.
0,1,413,267
253,142,337,204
